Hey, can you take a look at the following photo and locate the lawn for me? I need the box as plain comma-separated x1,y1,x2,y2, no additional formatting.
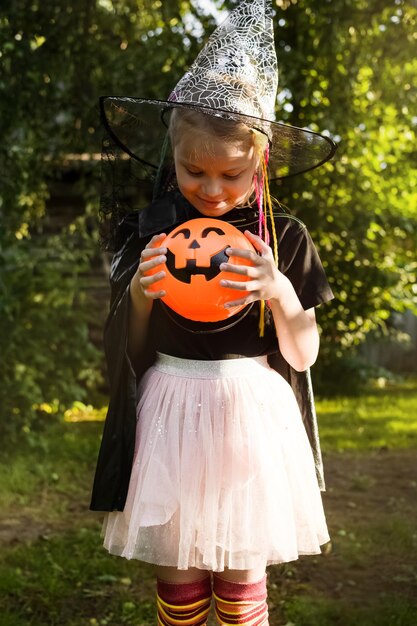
0,382,416,625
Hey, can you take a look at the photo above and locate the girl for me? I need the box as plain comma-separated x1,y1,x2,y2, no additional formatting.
91,2,336,624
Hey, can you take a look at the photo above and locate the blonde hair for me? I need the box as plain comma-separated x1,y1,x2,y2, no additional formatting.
168,107,276,337
168,107,268,162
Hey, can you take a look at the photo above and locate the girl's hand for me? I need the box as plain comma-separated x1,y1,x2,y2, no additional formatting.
219,230,287,308
220,231,319,371
131,233,167,300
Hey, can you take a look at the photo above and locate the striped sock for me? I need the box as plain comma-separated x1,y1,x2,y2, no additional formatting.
156,576,212,626
213,575,269,625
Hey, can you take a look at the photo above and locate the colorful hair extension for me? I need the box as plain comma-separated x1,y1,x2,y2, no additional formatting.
254,145,279,337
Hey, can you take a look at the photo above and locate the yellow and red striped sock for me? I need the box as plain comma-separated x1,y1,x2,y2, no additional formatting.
156,576,212,626
213,575,268,625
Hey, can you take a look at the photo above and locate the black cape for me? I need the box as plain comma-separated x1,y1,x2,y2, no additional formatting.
90,191,333,511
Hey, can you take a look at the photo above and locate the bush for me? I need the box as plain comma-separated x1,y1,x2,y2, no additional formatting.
312,348,395,397
0,203,102,440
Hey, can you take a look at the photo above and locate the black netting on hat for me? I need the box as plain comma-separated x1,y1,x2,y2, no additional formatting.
98,96,336,250
98,113,176,252
98,0,337,250
101,96,336,177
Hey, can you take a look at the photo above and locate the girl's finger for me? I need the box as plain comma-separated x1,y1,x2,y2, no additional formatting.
219,262,259,277
147,233,167,248
224,293,258,308
141,246,167,260
140,255,166,273
225,247,261,263
140,233,167,260
140,271,166,287
143,288,167,299
220,278,260,292
243,230,273,254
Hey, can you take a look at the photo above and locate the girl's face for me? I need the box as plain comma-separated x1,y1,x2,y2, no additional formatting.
174,131,258,217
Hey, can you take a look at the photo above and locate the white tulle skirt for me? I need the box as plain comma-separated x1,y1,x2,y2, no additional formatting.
102,353,329,572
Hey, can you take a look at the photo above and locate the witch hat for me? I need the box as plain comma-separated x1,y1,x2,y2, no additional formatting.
101,0,336,182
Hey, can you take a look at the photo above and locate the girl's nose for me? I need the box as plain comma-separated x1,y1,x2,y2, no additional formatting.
202,178,222,197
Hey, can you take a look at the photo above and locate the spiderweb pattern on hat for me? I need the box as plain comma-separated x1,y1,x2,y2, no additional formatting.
169,0,278,122
98,0,337,251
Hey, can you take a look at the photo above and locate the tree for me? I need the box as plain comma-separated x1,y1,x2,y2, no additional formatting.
270,0,417,386
1,0,416,432
0,0,215,436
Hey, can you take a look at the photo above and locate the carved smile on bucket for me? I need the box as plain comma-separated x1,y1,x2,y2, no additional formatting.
145,218,255,322
165,226,229,284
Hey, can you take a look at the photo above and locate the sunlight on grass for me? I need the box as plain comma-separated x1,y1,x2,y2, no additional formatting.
1,382,416,520
1,382,417,625
64,401,107,422
316,380,417,451
0,421,101,514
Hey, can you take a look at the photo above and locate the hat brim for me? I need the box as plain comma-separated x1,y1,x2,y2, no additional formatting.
100,96,337,180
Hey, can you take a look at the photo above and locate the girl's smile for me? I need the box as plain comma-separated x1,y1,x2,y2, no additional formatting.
174,134,258,216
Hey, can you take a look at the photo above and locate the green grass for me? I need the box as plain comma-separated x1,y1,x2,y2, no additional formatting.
1,384,416,625
0,426,98,516
316,380,417,451
0,404,105,518
282,596,417,626
331,515,417,569
0,528,156,626
2,384,416,517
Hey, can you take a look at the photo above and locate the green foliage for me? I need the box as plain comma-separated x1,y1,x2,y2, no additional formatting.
312,348,395,396
269,0,417,355
0,217,101,439
1,0,416,433
0,0,213,438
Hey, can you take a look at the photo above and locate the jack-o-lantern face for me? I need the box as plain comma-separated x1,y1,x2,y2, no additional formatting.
146,218,256,322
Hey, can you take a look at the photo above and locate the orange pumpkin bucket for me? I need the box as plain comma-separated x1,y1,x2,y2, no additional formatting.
146,218,256,322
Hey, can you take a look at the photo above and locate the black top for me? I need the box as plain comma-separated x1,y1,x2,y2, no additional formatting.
89,191,333,511
149,210,333,360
